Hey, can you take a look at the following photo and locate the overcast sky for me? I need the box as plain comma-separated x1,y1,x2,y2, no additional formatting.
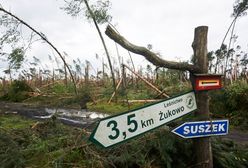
0,0,247,75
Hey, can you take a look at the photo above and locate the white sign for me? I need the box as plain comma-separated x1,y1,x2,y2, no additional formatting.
90,91,197,148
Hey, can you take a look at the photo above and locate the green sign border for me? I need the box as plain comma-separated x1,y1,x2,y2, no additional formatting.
89,90,197,148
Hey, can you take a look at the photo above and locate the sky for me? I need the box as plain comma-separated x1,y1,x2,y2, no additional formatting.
0,0,247,76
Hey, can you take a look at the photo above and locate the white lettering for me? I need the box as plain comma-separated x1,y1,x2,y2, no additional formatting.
212,124,218,132
205,124,211,133
198,125,205,133
191,125,198,134
218,123,225,132
183,126,190,134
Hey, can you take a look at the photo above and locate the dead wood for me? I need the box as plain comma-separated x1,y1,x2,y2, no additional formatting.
124,64,170,98
105,25,199,72
124,99,163,103
108,77,123,104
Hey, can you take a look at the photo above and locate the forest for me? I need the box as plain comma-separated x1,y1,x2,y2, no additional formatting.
0,0,248,167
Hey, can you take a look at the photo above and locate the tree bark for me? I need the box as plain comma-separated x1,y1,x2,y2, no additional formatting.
63,55,68,86
224,19,237,84
108,77,123,104
105,25,199,72
105,24,213,167
191,26,213,168
83,0,116,100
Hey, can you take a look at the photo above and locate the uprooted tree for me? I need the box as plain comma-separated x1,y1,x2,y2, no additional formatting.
105,25,213,168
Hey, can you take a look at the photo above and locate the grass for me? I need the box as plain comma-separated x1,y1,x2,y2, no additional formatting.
0,114,87,168
0,114,34,130
23,91,152,115
88,101,146,114
1,114,248,167
1,80,248,167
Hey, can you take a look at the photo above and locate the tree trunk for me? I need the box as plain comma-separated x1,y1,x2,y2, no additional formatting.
85,61,89,85
191,26,213,168
0,7,78,95
63,55,68,86
102,58,105,85
8,66,12,82
224,19,237,84
105,24,213,167
2,77,7,95
83,0,116,99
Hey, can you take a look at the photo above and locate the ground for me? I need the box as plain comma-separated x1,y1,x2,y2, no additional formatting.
0,101,248,145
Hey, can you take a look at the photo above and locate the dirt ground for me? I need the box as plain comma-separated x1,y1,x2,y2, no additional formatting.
0,101,248,145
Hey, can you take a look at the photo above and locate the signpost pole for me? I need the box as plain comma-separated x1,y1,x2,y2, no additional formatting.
191,26,213,168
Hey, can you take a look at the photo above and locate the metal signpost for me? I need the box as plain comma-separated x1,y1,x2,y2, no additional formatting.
171,120,229,139
90,91,197,148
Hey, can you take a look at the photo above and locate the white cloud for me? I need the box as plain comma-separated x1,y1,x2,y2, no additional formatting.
0,0,247,76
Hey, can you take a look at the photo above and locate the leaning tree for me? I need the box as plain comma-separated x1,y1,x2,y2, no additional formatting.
0,6,78,94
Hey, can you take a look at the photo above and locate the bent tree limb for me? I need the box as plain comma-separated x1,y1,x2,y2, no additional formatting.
0,7,78,95
83,0,117,98
105,25,199,73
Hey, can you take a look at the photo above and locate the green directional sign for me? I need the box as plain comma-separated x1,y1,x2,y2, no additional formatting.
90,91,197,148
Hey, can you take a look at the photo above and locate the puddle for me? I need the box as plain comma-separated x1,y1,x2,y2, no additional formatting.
0,101,109,129
43,108,109,119
33,108,109,128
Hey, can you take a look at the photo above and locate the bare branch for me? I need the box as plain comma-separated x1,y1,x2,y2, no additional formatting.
0,7,78,94
105,25,199,72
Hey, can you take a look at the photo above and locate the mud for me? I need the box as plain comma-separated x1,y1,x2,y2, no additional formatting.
0,101,247,145
0,101,108,130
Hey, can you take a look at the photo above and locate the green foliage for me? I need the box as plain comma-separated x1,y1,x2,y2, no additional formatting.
126,89,156,100
1,114,248,168
88,101,140,114
209,80,248,128
225,80,248,127
225,80,248,109
233,0,248,17
0,131,25,168
8,48,25,70
0,13,21,46
0,115,33,130
85,0,112,24
0,116,33,168
62,0,112,24
51,128,193,168
155,69,191,94
0,115,81,168
212,138,248,168
144,129,192,168
1,80,33,102
50,82,75,94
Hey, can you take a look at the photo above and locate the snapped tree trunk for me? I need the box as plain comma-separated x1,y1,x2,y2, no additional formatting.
63,55,68,86
83,0,116,100
191,26,213,168
105,24,213,168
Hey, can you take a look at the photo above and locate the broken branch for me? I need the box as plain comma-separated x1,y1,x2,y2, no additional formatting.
105,25,199,72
